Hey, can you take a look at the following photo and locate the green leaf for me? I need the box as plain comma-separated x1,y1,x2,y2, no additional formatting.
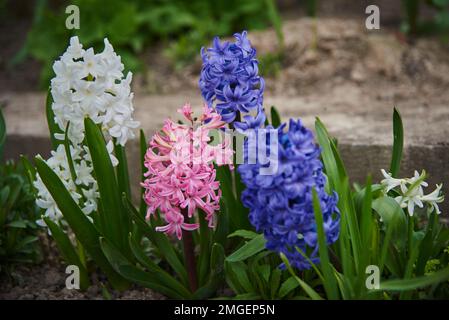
45,88,63,149
228,229,259,240
139,129,147,217
233,170,250,230
213,198,230,246
225,261,254,293
380,266,449,291
7,220,27,228
63,123,82,197
270,106,281,127
114,141,131,199
389,108,404,177
312,188,339,300
0,105,6,159
123,195,189,287
4,177,21,211
416,212,438,275
315,118,342,192
372,196,407,248
359,176,374,272
400,229,424,299
315,119,365,271
216,165,242,231
20,155,36,184
295,246,325,282
84,118,129,253
269,268,282,298
280,253,323,300
128,233,191,298
226,234,266,262
278,276,300,298
258,264,271,284
197,212,211,286
193,243,225,299
14,235,39,250
100,237,188,299
44,217,89,290
234,293,262,300
35,157,128,290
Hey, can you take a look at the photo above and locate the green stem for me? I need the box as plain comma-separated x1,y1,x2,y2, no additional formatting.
182,209,198,293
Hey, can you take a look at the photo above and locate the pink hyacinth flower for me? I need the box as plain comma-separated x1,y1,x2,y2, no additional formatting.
141,104,233,239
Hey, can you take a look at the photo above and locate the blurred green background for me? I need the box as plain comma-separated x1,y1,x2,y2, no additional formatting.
0,0,448,90
4,0,283,87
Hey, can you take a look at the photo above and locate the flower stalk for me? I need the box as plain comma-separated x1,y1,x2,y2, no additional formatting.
181,208,198,293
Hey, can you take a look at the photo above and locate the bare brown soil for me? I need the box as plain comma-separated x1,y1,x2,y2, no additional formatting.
0,234,163,300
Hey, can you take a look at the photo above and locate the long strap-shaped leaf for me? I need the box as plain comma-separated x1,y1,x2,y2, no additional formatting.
280,253,323,300
45,88,63,149
315,118,362,273
114,141,131,198
35,157,129,290
312,188,339,300
128,233,192,298
380,266,449,291
123,195,189,287
193,243,225,299
139,129,147,217
84,118,130,255
226,234,266,262
100,237,188,299
389,108,404,178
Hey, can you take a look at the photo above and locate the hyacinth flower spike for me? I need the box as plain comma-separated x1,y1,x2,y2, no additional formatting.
142,104,233,291
238,119,340,270
199,31,266,130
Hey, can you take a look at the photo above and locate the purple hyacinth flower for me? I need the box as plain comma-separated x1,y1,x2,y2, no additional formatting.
238,119,340,270
199,31,265,130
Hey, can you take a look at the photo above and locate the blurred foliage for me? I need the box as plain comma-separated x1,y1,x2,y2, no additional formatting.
0,108,43,277
16,0,282,87
401,0,449,38
0,159,43,276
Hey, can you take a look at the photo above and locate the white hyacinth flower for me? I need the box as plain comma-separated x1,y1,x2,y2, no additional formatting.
50,36,139,146
421,184,444,215
380,169,444,216
35,36,139,227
